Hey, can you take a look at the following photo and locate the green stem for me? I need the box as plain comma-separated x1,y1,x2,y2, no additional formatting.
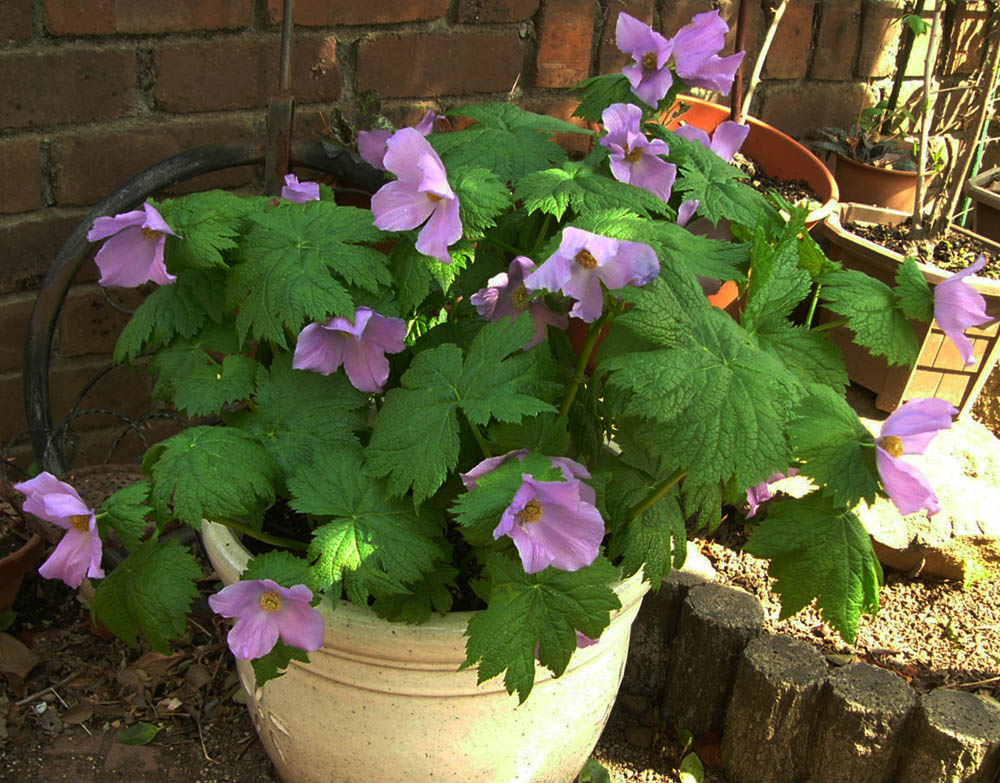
532,214,552,254
805,283,822,327
212,517,308,551
558,311,613,417
626,468,688,524
813,318,847,333
484,236,522,257
466,415,493,459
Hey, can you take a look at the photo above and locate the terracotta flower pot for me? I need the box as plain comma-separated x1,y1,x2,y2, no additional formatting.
964,167,1000,243
201,522,649,783
666,96,839,228
0,532,43,612
820,202,1000,416
834,154,922,214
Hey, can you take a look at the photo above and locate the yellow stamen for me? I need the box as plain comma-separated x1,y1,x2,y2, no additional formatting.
625,145,643,162
140,227,163,240
259,591,284,613
642,52,658,70
516,499,544,525
427,192,444,202
575,249,599,270
880,435,905,458
70,514,91,532
511,285,529,310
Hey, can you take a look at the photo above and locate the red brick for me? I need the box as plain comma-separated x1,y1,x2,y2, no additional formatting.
457,0,540,23
0,0,32,41
0,212,82,294
759,81,875,138
358,31,524,98
763,0,815,80
0,139,42,215
597,0,654,74
810,0,862,80
521,96,595,157
0,292,35,372
536,0,596,89
0,48,138,130
857,0,904,78
55,284,146,358
266,0,448,26
50,118,259,207
154,35,340,114
44,0,252,35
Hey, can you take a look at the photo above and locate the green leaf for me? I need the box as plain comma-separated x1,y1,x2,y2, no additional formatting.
433,102,586,181
229,354,368,477
681,475,723,533
367,316,556,502
288,449,446,602
450,166,512,238
226,202,390,346
100,480,152,551
155,191,264,272
819,268,920,366
742,223,813,331
573,73,654,124
114,269,228,364
118,721,162,746
145,426,281,526
744,494,883,642
370,566,459,624
241,550,314,590
463,555,622,703
387,241,433,315
787,384,880,508
92,539,201,653
485,412,570,456
903,13,929,35
251,639,310,686
516,161,672,221
148,320,257,417
753,321,848,391
894,256,934,322
679,752,705,783
578,758,612,783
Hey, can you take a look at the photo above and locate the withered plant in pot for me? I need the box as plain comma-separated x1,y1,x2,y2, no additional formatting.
11,9,993,783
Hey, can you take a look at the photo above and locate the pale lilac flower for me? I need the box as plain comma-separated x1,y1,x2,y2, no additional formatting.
470,256,568,348
281,173,320,203
617,12,674,107
671,11,745,95
209,579,324,660
933,255,993,367
524,227,659,322
14,472,103,589
87,202,180,288
745,469,799,518
358,111,442,170
371,128,462,264
460,450,593,495
677,199,700,227
293,307,406,393
494,473,605,574
599,103,677,202
875,398,957,517
675,120,750,162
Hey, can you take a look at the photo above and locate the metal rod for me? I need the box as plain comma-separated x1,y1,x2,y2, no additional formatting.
279,0,294,92
730,0,752,123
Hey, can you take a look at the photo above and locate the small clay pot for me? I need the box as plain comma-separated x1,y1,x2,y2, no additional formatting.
834,154,922,213
0,533,43,612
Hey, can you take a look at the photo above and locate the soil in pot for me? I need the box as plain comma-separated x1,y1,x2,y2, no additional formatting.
732,152,822,214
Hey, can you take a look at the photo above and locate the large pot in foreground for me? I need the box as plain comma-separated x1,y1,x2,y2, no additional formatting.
821,203,1000,416
202,522,649,783
667,96,839,228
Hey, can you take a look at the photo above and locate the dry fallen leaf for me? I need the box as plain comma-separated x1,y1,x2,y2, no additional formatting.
60,702,95,725
0,632,39,680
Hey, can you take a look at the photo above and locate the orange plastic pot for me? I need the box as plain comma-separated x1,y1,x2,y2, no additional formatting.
834,154,921,213
665,96,838,228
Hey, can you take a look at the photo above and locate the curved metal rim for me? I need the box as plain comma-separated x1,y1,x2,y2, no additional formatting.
23,140,385,473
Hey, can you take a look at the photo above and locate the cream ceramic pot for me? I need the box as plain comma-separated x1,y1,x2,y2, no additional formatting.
201,521,649,783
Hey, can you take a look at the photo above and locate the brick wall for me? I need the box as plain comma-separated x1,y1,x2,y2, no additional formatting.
0,0,990,471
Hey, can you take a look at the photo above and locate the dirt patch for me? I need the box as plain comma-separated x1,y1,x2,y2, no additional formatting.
733,152,823,213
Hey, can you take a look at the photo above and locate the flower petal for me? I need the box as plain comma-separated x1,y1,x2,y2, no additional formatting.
371,179,436,232
934,256,993,366
341,332,392,393
277,600,326,652
87,209,146,242
209,580,266,618
358,129,392,170
710,121,750,161
38,528,97,588
281,174,321,203
292,322,346,376
415,194,462,264
880,397,956,454
876,446,940,517
228,606,281,660
675,124,712,149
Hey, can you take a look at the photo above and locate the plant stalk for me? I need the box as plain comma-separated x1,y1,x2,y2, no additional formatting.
805,282,823,327
912,0,943,231
813,318,847,332
466,415,493,459
212,517,308,551
741,0,789,119
558,311,613,417
626,468,688,523
881,0,925,135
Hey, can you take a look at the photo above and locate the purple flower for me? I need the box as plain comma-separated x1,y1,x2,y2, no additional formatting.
616,12,674,107
933,255,993,367
358,110,442,171
675,120,750,162
470,256,568,348
281,174,320,203
671,11,745,95
495,473,605,574
677,199,700,227
293,307,407,393
875,397,957,517
524,227,659,323
599,103,677,202
371,128,462,264
209,579,325,660
460,450,592,493
87,202,180,288
14,472,103,589
745,469,799,518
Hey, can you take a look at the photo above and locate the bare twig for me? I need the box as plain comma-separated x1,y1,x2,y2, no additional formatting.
941,675,1000,690
14,671,83,706
913,0,943,231
742,0,789,119
195,712,220,764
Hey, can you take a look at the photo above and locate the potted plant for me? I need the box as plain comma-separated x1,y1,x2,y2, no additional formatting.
13,10,986,783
